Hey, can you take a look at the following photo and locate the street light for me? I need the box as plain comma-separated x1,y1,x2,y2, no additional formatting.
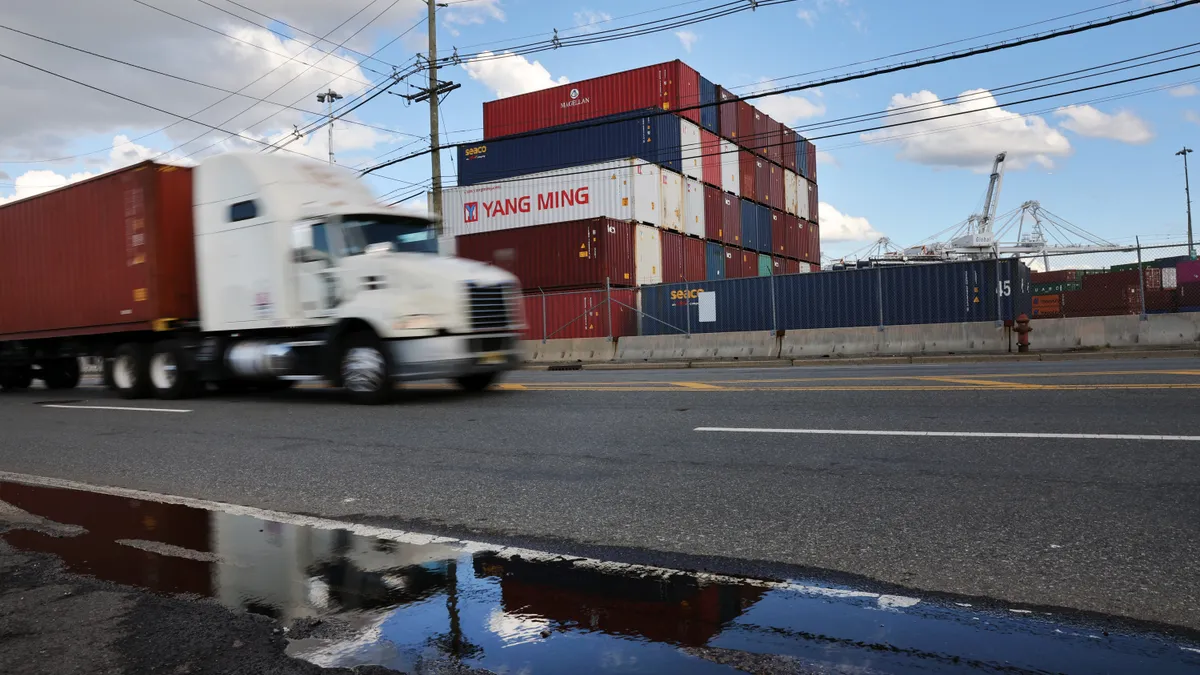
317,89,343,164
1178,147,1194,259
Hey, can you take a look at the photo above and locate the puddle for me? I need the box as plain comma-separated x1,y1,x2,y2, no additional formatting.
1,480,1198,674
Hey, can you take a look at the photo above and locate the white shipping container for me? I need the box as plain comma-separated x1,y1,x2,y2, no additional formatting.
440,159,663,235
680,118,703,182
635,224,663,285
798,178,811,221
784,170,799,216
720,139,740,197
684,177,705,238
661,168,684,233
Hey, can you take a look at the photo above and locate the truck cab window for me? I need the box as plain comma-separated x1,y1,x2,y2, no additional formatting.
311,223,331,256
341,215,438,255
229,200,258,222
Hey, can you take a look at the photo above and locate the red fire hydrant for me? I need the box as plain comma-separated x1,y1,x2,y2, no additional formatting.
1014,313,1032,353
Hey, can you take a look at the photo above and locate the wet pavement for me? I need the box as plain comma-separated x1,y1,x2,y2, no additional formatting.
2,479,1198,674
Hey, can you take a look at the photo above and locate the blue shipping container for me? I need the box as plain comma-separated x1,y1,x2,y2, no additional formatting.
706,241,725,280
640,259,1033,335
740,199,758,252
754,203,772,254
457,109,683,186
795,137,810,180
699,77,718,134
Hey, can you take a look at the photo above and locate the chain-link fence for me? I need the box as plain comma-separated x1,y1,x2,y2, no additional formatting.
1014,241,1198,319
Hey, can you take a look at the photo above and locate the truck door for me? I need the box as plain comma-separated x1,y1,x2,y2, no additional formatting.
297,222,340,318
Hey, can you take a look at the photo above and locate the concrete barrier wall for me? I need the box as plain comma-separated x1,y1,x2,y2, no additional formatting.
523,312,1200,363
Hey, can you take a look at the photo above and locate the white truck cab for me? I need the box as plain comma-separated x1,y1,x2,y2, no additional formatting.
181,153,522,403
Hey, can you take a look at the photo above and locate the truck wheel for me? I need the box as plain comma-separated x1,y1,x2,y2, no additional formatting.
455,372,499,392
150,340,198,400
112,343,152,399
0,366,33,392
42,358,81,390
340,333,392,405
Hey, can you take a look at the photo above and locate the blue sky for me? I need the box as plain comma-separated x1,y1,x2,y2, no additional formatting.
2,0,1199,260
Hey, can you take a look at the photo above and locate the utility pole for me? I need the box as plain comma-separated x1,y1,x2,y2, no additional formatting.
316,89,342,164
401,2,460,231
1178,147,1194,259
427,0,443,227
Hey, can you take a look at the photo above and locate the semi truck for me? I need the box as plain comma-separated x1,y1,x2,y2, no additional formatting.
0,153,523,404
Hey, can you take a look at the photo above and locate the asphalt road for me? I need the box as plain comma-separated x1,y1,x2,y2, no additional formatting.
1,357,1198,634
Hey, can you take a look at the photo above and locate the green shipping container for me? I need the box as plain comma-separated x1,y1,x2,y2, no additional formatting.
1033,282,1082,294
758,254,773,276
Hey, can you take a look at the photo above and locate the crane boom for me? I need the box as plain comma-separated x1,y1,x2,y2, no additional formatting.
979,152,1007,235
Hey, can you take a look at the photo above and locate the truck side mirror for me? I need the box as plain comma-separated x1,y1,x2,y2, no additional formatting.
291,224,318,263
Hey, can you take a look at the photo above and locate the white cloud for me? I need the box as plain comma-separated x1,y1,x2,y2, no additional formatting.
0,170,94,205
860,89,1072,171
0,0,412,163
818,203,882,242
573,9,613,34
1054,105,1153,144
442,0,505,26
1169,84,1199,98
797,9,817,26
675,30,698,53
461,51,568,98
816,150,837,166
751,79,825,125
1186,110,1200,125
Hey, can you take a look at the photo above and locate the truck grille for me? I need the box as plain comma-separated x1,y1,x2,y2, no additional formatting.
467,282,511,331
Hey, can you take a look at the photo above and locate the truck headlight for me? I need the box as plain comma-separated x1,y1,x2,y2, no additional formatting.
392,314,439,331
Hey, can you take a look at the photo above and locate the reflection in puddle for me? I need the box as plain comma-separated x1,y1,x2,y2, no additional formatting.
2,480,1198,674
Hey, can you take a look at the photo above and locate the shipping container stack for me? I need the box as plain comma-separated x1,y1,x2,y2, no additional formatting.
1030,262,1183,319
443,60,822,340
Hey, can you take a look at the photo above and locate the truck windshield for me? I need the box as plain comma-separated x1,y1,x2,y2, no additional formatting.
341,215,438,255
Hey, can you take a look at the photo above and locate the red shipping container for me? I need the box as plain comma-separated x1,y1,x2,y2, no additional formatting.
741,249,757,277
721,192,742,246
768,162,784,209
781,127,797,172
736,101,755,148
785,258,801,275
717,85,738,140
782,213,800,258
752,108,770,158
808,219,821,264
797,220,811,262
739,150,757,202
0,161,198,340
723,247,742,278
808,141,818,182
766,118,783,165
684,236,706,282
456,217,636,289
703,184,723,241
755,158,771,206
521,288,638,341
661,230,686,284
482,60,700,138
772,255,785,275
770,209,786,255
1031,269,1080,283
700,129,721,188
1177,260,1200,284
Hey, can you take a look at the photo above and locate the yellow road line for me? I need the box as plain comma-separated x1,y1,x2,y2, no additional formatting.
672,381,725,390
915,377,1046,388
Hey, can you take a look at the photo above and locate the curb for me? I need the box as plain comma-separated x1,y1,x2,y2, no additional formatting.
523,349,1200,371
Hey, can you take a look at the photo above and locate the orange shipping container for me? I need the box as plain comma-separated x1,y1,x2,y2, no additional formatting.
0,161,198,340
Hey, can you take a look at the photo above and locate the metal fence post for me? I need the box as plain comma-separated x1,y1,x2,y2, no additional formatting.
606,277,613,342
685,280,692,337
995,252,1003,324
770,273,778,333
876,266,884,331
540,287,547,344
1137,237,1147,321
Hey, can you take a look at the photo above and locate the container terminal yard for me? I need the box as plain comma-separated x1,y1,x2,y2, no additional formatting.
2,2,1200,673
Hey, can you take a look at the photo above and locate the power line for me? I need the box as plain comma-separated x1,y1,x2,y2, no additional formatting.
129,0,380,88
0,23,424,140
360,0,1200,175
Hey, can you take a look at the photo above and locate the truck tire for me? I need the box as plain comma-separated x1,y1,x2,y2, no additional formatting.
150,340,199,400
340,333,392,405
0,366,33,392
112,343,152,399
455,372,499,392
41,358,81,390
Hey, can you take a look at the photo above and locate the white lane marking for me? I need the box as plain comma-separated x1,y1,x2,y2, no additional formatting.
694,427,1200,442
0,471,922,610
41,404,192,413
